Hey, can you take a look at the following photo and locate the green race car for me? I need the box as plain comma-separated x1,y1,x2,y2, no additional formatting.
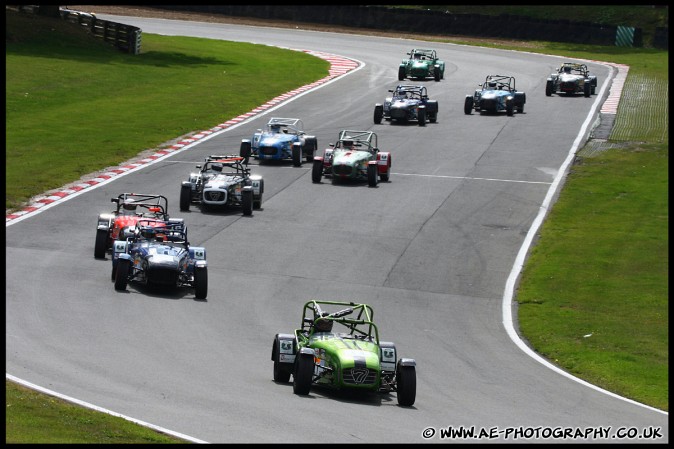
398,48,445,82
271,300,417,406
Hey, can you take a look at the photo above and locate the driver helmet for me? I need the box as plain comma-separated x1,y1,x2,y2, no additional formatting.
270,124,281,132
210,163,223,172
141,227,156,239
563,66,572,73
488,81,497,88
314,317,333,332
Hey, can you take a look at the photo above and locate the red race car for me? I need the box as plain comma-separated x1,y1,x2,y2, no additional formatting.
94,193,170,259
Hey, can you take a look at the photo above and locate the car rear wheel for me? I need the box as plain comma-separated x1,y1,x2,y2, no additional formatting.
179,185,191,211
304,137,317,161
311,159,323,183
396,363,416,406
242,189,253,216
398,66,406,81
272,338,292,383
240,140,252,165
293,352,313,395
94,228,108,259
464,96,473,115
114,259,130,291
374,105,383,124
194,267,208,300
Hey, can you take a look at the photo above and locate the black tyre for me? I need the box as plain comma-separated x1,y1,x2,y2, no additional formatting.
584,82,591,97
591,85,596,95
506,99,514,116
94,228,108,259
272,338,292,383
367,163,378,187
374,105,383,124
240,140,252,165
194,267,208,300
545,80,553,97
417,107,426,126
311,159,323,183
179,185,191,211
114,259,130,291
291,143,302,167
429,112,437,123
242,189,253,216
304,137,317,162
517,104,524,114
398,66,406,81
464,96,473,115
254,179,264,209
396,363,416,406
293,353,313,395
434,69,440,82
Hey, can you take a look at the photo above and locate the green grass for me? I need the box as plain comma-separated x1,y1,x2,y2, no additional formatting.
5,380,184,443
5,11,329,210
5,6,668,444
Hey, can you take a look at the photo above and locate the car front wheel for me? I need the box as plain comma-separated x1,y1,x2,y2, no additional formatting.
114,258,130,291
94,229,108,259
396,363,416,406
293,353,313,395
464,96,473,115
311,159,323,183
242,189,253,216
194,267,208,300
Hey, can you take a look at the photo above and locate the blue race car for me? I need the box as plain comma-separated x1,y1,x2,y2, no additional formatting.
374,84,438,126
112,219,208,300
464,75,526,116
240,117,318,166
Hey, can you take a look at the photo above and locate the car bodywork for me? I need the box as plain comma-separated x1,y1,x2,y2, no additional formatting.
239,117,318,166
271,300,417,406
311,130,391,187
546,62,597,97
112,219,208,300
398,48,445,82
464,75,526,116
94,193,170,259
179,155,263,215
374,84,438,126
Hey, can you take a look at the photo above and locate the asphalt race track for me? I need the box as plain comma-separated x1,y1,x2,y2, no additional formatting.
6,16,668,443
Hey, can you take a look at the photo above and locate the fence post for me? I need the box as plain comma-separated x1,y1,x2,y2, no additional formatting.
133,29,142,55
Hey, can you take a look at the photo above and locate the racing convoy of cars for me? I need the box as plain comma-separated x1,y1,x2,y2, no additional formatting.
464,75,527,116
374,84,439,126
312,130,391,186
398,48,445,82
94,193,171,259
84,41,602,409
239,117,318,166
271,300,417,406
546,62,598,97
179,155,264,215
112,218,208,300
